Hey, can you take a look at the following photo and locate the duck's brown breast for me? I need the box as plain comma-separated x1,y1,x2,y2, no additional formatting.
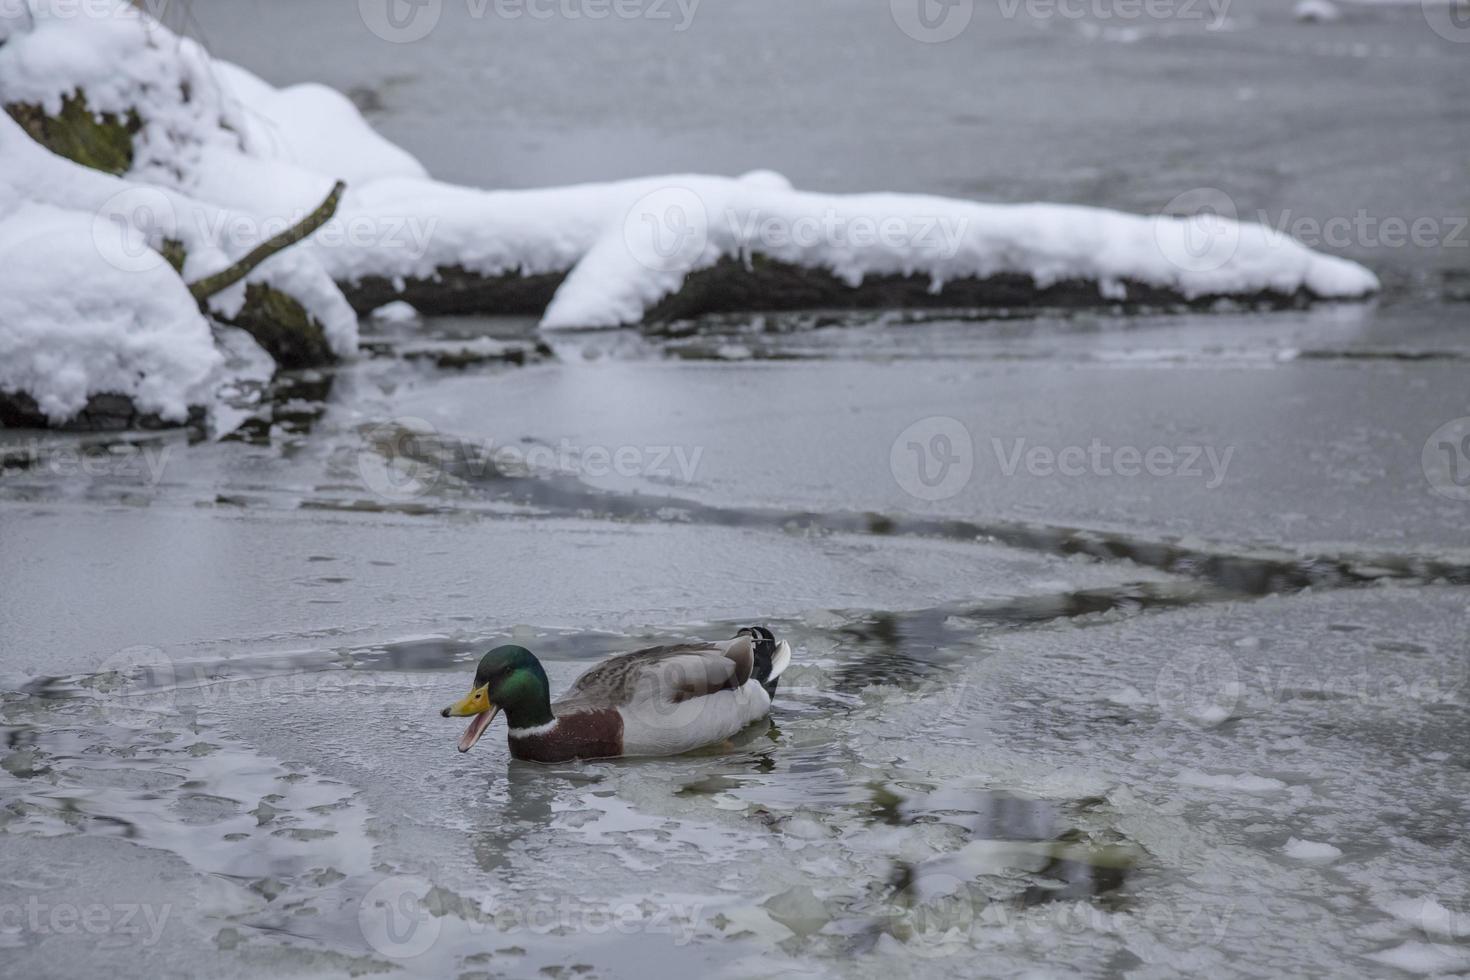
508,708,623,763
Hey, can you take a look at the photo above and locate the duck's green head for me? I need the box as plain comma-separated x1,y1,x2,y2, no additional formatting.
441,645,553,753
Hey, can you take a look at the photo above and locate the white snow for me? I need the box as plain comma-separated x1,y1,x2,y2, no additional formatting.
300,172,1380,331
1177,768,1290,793
1365,942,1470,975
0,111,358,357
0,189,219,423
0,0,1385,423
0,6,361,422
1383,896,1470,939
370,300,421,323
1281,837,1342,863
209,61,427,187
1294,0,1344,21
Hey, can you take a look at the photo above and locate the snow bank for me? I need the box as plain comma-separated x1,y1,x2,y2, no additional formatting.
303,170,1379,330
0,111,358,358
0,0,1386,426
540,177,1381,328
0,1,241,185
209,61,427,186
0,188,218,423
0,3,359,425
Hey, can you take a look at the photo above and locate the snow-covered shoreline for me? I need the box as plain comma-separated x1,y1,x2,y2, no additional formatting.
0,1,1379,427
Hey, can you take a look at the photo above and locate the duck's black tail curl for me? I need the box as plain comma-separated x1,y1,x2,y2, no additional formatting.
738,626,790,698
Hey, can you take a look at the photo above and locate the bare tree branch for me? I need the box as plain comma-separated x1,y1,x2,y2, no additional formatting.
187,180,345,303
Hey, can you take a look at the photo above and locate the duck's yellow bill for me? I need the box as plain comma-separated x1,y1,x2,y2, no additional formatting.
441,683,499,753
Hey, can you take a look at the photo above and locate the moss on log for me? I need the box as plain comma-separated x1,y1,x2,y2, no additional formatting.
5,91,140,174
335,253,1318,326
224,282,335,370
338,266,568,316
645,254,1313,321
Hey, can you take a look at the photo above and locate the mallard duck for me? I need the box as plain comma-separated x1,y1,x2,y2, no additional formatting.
441,627,791,763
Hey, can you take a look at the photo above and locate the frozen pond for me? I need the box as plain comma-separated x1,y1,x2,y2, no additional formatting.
2,2,1469,978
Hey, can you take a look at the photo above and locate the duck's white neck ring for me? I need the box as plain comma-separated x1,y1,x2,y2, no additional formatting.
508,719,558,738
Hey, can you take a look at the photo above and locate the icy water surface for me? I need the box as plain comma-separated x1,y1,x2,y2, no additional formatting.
4,2,1470,978
4,305,1470,978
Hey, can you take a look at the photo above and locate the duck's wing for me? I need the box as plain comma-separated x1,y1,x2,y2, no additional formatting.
555,637,755,712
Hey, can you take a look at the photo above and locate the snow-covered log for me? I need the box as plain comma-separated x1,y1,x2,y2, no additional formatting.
0,2,357,378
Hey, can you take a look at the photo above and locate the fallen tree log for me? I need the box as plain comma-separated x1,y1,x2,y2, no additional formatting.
335,252,1318,329
338,265,568,317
